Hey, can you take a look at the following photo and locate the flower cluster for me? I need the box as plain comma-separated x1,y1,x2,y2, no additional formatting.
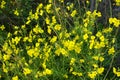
0,0,120,80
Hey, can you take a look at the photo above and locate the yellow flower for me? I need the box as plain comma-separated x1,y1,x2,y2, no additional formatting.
47,27,51,34
23,68,32,76
14,37,21,45
59,0,64,3
67,40,75,51
70,58,76,65
94,41,100,49
67,3,74,11
102,27,113,33
38,3,43,8
33,24,44,34
34,13,39,20
3,54,10,61
23,37,28,42
54,24,61,31
49,0,52,3
0,25,5,30
99,41,105,48
116,72,120,77
78,72,83,76
44,68,52,75
2,63,8,73
93,64,98,68
14,9,19,16
113,67,117,74
63,74,68,78
72,71,82,76
97,67,104,74
113,67,120,77
2,42,8,51
92,56,99,61
26,20,31,25
61,48,68,56
115,0,120,6
55,48,61,56
100,36,105,41
79,59,85,63
86,11,91,16
33,48,39,57
39,10,44,16
52,16,56,25
74,45,81,53
96,31,102,37
108,47,115,55
0,75,1,79
0,0,6,8
72,71,77,76
70,10,77,17
45,4,52,13
99,56,104,62
83,34,88,41
27,49,34,57
96,12,102,17
50,36,57,43
45,17,50,25
12,76,19,80
109,18,120,27
88,71,97,79
42,62,46,69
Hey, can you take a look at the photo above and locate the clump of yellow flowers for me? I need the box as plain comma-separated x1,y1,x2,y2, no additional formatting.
0,0,120,80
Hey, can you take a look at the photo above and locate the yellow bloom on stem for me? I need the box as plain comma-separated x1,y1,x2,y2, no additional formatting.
92,64,98,68
14,37,21,45
99,56,104,62
59,0,64,3
27,49,34,57
14,9,19,16
47,27,51,34
45,4,52,13
96,31,102,37
79,59,85,63
83,34,88,41
52,16,56,25
97,67,104,74
0,75,1,79
44,68,52,75
109,18,120,27
108,47,115,55
72,71,82,76
3,63,8,73
115,0,120,6
54,24,61,31
70,58,76,65
116,72,120,77
86,11,91,16
88,71,97,79
92,56,99,61
0,25,5,30
74,45,81,53
113,67,120,77
23,37,28,42
70,10,77,17
23,68,32,76
45,17,50,25
63,74,68,78
0,0,6,8
3,54,10,61
12,76,19,80
50,36,57,43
